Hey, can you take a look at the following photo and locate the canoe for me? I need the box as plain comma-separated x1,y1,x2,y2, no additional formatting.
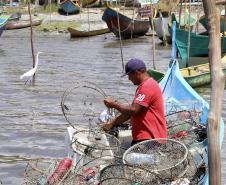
59,0,80,15
153,16,171,44
175,28,226,62
68,27,110,37
5,19,42,30
0,15,10,37
102,7,150,39
159,60,224,185
81,0,99,7
148,56,226,87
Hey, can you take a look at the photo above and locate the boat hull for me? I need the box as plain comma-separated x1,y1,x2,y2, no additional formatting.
176,28,226,61
148,57,226,88
102,7,150,39
159,61,224,185
68,27,110,37
153,16,171,44
59,0,80,14
5,19,42,30
0,15,10,37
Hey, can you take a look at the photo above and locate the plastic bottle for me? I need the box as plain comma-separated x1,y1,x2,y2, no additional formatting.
125,153,157,166
47,157,72,185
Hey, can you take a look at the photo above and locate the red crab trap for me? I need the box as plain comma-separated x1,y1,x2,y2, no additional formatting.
122,138,189,183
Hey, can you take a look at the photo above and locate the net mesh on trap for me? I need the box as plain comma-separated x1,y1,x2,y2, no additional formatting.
61,81,109,128
71,129,121,159
23,158,76,185
100,163,167,185
122,139,188,181
164,100,207,148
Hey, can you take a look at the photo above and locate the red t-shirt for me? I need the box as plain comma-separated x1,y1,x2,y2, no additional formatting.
131,78,167,141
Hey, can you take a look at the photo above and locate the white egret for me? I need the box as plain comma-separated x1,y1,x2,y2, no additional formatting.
20,52,43,82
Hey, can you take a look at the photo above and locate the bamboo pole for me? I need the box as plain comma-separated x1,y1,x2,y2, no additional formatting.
202,0,225,184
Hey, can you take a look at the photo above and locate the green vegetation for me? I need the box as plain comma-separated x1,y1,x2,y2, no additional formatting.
0,3,59,15
34,21,79,32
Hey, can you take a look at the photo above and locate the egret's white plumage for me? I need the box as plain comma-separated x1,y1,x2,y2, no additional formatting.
20,52,43,80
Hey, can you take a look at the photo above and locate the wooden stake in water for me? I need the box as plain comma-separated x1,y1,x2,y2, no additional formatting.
28,2,35,70
150,3,156,70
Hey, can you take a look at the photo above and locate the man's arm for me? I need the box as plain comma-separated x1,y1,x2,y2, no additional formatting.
104,97,144,116
101,113,130,132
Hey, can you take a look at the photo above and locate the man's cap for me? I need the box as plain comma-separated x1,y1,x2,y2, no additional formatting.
122,58,146,77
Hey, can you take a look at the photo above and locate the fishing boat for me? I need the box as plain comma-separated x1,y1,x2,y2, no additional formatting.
80,0,99,7
175,28,226,66
102,7,150,39
159,60,224,185
5,19,43,30
68,27,110,37
148,55,226,87
171,10,197,30
199,10,225,32
153,15,171,44
59,0,80,15
0,15,10,37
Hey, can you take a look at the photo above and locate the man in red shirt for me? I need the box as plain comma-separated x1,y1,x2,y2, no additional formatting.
101,58,167,145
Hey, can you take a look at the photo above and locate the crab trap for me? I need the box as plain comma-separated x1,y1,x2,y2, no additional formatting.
22,157,75,185
61,81,109,129
122,139,189,181
99,163,169,185
71,129,121,159
164,100,207,147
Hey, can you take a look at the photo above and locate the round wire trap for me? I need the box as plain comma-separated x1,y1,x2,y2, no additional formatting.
166,109,207,147
61,81,108,128
23,158,74,185
100,163,166,185
71,129,121,158
123,138,188,180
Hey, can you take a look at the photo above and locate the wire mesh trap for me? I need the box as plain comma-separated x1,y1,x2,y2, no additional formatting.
71,129,121,159
23,158,74,185
122,139,189,181
61,81,109,128
165,100,207,147
99,163,168,185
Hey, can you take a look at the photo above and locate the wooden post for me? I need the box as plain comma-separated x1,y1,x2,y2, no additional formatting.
202,0,225,184
28,2,35,69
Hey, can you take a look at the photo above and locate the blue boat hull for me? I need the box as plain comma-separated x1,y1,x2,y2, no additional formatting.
159,61,224,185
59,0,80,14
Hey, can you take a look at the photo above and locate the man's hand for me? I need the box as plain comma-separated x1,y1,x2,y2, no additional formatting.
100,122,113,132
103,96,117,109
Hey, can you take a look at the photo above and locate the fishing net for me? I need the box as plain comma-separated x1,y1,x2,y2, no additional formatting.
164,100,207,148
100,163,167,185
71,129,121,159
122,138,189,181
61,81,109,129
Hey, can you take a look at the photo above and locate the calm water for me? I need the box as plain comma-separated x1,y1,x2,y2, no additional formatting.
0,29,225,184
